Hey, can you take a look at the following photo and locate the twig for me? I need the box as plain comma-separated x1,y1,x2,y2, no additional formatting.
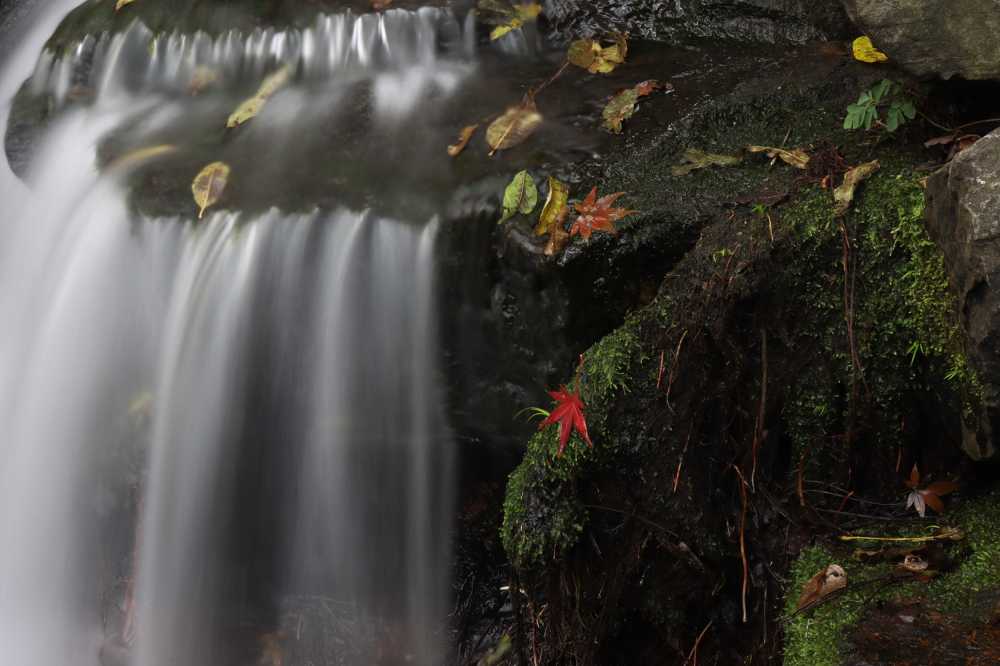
673,425,693,494
656,350,666,389
732,465,751,623
750,330,768,489
664,329,689,406
838,529,962,543
684,620,714,666
796,449,808,508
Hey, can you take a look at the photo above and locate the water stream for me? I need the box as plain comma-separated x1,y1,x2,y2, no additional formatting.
1,4,461,664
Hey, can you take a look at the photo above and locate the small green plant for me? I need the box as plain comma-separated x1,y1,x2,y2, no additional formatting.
844,79,916,132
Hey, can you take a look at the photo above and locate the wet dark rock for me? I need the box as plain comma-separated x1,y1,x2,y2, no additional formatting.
542,0,852,44
843,0,1000,80
926,129,1000,461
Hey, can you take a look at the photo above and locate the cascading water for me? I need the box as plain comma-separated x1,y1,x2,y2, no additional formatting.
1,4,465,664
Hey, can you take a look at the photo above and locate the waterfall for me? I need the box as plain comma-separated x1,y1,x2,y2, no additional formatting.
1,5,460,665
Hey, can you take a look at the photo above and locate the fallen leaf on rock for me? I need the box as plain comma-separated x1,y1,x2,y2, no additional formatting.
539,385,592,456
833,160,879,215
499,170,538,224
568,33,628,74
796,564,847,612
116,0,137,11
227,64,292,128
535,177,569,236
671,148,743,176
486,99,542,155
447,124,479,157
852,36,888,63
192,161,231,220
602,80,668,133
747,145,810,169
569,187,637,240
545,224,570,257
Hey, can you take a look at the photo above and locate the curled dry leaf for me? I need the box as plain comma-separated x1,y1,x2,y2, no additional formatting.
192,161,231,220
448,124,479,157
499,170,538,224
747,145,810,169
486,99,542,155
569,187,637,241
671,148,742,176
568,33,628,74
535,177,569,236
796,564,847,612
602,80,668,134
227,65,292,128
852,36,888,64
833,160,879,215
115,0,138,11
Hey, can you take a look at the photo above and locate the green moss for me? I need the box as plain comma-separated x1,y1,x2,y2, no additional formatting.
501,315,642,570
926,491,1000,615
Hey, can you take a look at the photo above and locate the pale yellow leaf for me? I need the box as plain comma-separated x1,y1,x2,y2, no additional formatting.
107,144,177,171
833,160,879,215
535,177,569,236
226,65,292,128
191,161,231,220
116,0,137,11
486,100,542,155
852,36,888,64
568,34,628,74
747,145,810,169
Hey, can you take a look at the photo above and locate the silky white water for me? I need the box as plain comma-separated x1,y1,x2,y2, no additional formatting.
1,5,459,665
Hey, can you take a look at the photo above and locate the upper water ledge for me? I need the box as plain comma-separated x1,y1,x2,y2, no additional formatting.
45,0,465,55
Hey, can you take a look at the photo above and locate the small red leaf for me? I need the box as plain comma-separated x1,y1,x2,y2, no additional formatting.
923,480,959,497
538,385,593,456
569,187,638,241
919,490,945,515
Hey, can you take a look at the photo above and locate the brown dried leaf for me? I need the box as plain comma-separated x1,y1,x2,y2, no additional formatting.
486,100,542,155
833,160,879,215
447,124,479,157
747,145,810,169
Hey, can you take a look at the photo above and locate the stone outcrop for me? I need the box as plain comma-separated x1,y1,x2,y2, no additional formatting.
843,0,1000,80
926,129,1000,460
542,0,852,44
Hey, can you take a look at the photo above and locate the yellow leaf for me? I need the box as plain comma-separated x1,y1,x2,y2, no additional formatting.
486,2,542,41
115,0,137,11
486,100,542,155
833,160,879,215
568,34,628,74
226,65,292,128
747,145,810,169
191,162,231,220
671,148,742,176
447,124,479,157
535,177,569,236
107,144,177,171
852,36,888,64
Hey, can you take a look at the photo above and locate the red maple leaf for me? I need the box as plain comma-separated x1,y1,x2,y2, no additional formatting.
538,385,593,456
569,187,638,240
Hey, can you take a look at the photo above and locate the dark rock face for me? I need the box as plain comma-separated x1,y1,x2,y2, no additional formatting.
843,0,1000,80
926,129,1000,460
542,0,852,43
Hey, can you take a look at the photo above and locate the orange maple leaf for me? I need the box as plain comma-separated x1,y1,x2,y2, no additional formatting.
569,187,637,240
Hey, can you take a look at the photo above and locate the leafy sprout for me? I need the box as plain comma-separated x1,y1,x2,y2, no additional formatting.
844,79,916,132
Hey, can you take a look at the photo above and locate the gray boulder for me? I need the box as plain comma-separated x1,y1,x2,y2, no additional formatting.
926,129,1000,460
843,0,1000,80
543,0,851,44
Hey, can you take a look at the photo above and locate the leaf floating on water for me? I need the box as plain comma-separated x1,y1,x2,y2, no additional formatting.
188,66,219,96
747,145,810,169
852,36,888,63
568,33,628,74
602,79,667,133
535,177,569,236
499,170,538,224
447,124,479,157
569,187,637,240
833,160,879,215
115,0,138,11
226,64,292,128
482,1,543,41
486,99,542,155
107,144,177,171
671,148,743,176
192,161,231,220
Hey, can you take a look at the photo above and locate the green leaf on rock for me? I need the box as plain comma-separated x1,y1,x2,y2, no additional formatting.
499,170,538,224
